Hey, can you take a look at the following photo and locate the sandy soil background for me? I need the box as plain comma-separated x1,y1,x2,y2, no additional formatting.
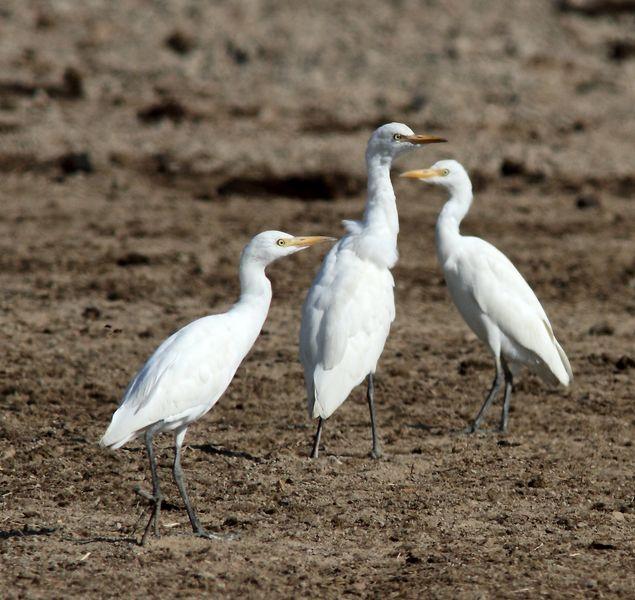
1,0,634,597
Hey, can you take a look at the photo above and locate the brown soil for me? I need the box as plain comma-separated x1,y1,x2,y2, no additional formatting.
1,1,634,598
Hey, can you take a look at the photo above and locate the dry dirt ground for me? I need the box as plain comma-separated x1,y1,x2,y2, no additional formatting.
1,1,634,598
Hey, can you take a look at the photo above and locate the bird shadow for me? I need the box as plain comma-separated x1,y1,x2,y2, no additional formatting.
0,526,57,540
191,444,264,463
62,534,139,546
405,422,454,436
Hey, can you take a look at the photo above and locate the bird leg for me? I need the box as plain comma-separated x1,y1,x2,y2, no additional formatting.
172,430,225,540
466,361,504,433
499,360,513,433
366,373,382,459
135,421,164,546
310,418,324,459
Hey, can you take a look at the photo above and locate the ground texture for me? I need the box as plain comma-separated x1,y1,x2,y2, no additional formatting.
0,0,634,598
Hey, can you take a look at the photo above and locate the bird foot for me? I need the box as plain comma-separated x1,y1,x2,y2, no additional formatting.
462,424,479,435
134,485,163,545
370,447,383,460
134,484,163,505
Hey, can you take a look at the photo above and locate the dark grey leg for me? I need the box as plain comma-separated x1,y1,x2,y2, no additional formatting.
499,360,513,433
367,373,382,459
172,429,224,540
310,418,324,459
466,360,504,433
135,420,164,546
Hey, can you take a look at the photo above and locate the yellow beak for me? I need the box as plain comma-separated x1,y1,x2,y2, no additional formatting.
399,168,444,180
285,236,336,247
403,134,447,145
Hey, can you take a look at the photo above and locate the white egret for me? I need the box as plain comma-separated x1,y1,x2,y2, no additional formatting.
300,123,446,458
100,231,333,544
400,160,572,432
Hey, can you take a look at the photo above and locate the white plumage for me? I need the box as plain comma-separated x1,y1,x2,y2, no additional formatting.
101,231,333,543
300,123,446,458
401,160,572,432
302,230,396,420
101,311,256,450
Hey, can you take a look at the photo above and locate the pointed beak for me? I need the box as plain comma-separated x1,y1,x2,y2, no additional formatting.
285,236,336,248
400,168,444,180
403,134,447,145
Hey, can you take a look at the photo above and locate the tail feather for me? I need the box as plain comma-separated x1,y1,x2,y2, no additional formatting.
100,406,142,449
555,340,573,384
538,320,572,387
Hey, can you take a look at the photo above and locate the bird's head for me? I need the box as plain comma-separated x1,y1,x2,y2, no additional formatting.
400,159,471,194
366,122,446,162
243,230,335,266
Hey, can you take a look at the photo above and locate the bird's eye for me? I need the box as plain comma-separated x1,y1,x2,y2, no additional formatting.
442,169,450,176
393,133,403,141
276,239,286,247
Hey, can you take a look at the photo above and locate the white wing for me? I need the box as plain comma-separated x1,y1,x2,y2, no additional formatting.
444,237,572,386
300,239,395,419
101,313,252,449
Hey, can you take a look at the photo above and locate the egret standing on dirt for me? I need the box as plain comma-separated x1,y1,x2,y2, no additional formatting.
400,160,572,432
300,123,446,458
101,231,333,544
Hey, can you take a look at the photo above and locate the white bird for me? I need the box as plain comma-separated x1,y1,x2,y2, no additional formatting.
300,123,446,458
101,231,333,544
400,160,573,432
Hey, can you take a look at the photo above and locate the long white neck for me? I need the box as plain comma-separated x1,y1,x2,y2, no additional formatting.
361,153,399,241
435,179,473,264
233,255,272,323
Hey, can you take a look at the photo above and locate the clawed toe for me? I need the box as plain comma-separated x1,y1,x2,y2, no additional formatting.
370,448,383,459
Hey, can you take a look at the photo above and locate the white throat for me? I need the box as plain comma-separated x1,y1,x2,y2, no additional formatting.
435,178,473,264
362,153,399,237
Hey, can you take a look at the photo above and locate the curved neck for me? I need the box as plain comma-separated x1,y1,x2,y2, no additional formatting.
361,153,398,240
435,181,473,263
235,255,272,314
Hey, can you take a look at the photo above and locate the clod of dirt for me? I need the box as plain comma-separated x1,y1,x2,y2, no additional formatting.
0,67,83,100
500,158,525,177
608,40,635,62
59,152,93,175
405,552,422,565
35,10,56,29
57,67,84,99
137,99,188,124
614,355,634,371
226,41,249,65
555,516,575,530
576,194,601,209
527,475,547,488
497,440,521,447
116,252,150,267
556,0,635,16
403,93,427,113
165,30,196,55
82,306,101,320
587,322,614,336
589,541,617,550
217,172,363,200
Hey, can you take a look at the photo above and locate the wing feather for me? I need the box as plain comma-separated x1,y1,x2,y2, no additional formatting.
451,238,570,385
300,240,395,418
